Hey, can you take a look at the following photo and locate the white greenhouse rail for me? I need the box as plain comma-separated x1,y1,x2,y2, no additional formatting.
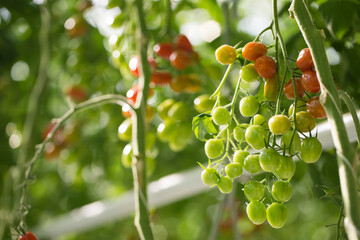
34,112,360,238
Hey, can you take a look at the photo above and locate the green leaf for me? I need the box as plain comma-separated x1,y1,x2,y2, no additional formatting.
192,113,218,142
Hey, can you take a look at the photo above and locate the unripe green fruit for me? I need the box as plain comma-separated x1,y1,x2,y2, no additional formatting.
204,139,224,159
212,107,231,125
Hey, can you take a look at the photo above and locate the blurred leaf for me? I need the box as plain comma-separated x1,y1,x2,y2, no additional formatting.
192,113,218,142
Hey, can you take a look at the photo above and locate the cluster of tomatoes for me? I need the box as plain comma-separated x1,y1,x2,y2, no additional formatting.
18,231,38,240
196,42,325,229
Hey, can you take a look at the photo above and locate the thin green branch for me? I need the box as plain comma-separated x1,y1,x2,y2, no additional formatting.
211,63,234,98
339,91,360,146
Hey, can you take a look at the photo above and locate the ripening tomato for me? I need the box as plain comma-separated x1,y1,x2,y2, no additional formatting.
295,111,315,133
264,76,278,102
18,231,38,240
170,50,192,70
153,42,173,59
184,74,201,93
126,84,154,105
65,85,87,102
176,34,193,52
170,75,189,92
300,70,320,93
150,72,172,86
254,56,277,79
283,78,305,100
242,42,267,61
129,56,157,77
307,96,326,119
268,115,290,135
215,45,237,65
296,48,313,72
122,104,132,118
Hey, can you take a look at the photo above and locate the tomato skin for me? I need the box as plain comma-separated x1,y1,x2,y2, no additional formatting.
244,180,265,201
242,42,267,61
264,76,278,102
233,150,250,166
296,48,313,72
121,144,133,168
307,96,326,119
150,72,172,86
245,125,266,150
281,131,301,154
65,85,87,102
18,232,38,240
251,114,267,129
266,203,287,228
129,56,157,77
244,154,262,174
239,96,259,117
118,118,132,141
283,78,305,100
184,74,201,93
259,148,280,172
205,139,224,159
288,99,307,116
268,115,290,135
275,156,296,180
168,101,190,121
212,107,231,126
176,34,192,52
300,70,320,93
201,168,219,186
246,201,267,225
233,124,249,142
215,45,237,65
153,42,173,59
157,99,176,120
18,235,28,240
300,137,322,163
254,56,277,79
126,84,154,105
240,64,259,82
295,111,315,133
225,162,243,178
272,181,293,202
194,94,215,113
170,50,192,70
217,176,233,194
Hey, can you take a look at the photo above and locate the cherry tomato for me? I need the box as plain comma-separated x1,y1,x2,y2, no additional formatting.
259,148,280,172
300,137,322,163
205,139,224,159
245,125,266,150
168,101,190,121
296,48,313,72
42,122,65,145
184,74,201,93
18,231,38,240
150,72,172,86
212,107,231,126
246,201,267,225
157,99,176,120
121,144,132,168
170,50,192,70
65,85,87,102
157,120,176,142
251,114,268,129
288,99,307,116
170,75,189,92
118,118,132,141
65,14,88,38
215,44,237,65
300,70,320,93
217,176,233,194
239,96,259,117
268,115,290,135
225,162,243,178
264,76,278,102
244,180,265,201
244,154,262,174
126,84,154,105
201,168,219,186
233,124,249,142
295,111,315,133
272,181,293,202
240,64,259,82
307,96,326,119
153,42,173,59
254,56,277,79
194,94,215,113
275,156,295,180
233,150,250,166
169,122,192,151
280,131,301,154
266,203,287,228
242,42,267,61
283,78,305,100
122,104,132,118
176,34,193,52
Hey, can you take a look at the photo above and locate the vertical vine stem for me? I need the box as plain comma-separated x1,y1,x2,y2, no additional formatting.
133,0,154,238
290,0,360,239
339,91,360,145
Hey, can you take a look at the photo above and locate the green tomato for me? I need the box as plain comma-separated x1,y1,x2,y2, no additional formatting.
157,99,176,120
288,99,307,116
212,107,231,126
259,148,280,172
225,162,243,178
246,201,267,225
168,102,190,121
233,124,249,142
240,64,259,82
118,118,132,141
239,96,259,117
295,111,315,133
233,150,250,167
205,139,224,159
194,94,215,113
217,176,233,194
264,76,278,102
281,131,301,154
300,137,322,163
272,181,293,202
245,125,266,150
268,115,290,135
244,154,262,174
121,144,132,168
169,122,192,149
251,114,268,129
266,203,287,229
201,168,219,186
244,180,265,201
157,120,176,142
275,156,296,180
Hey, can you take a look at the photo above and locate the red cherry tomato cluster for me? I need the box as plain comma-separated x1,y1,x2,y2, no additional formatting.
18,231,38,240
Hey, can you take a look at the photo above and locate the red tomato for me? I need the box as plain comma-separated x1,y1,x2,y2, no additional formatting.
296,48,313,72
129,56,157,77
176,34,193,52
283,78,305,100
65,85,87,102
126,84,154,105
307,96,326,119
153,42,173,59
300,70,320,93
151,72,172,86
26,231,38,240
254,56,277,79
170,50,192,70
242,42,267,61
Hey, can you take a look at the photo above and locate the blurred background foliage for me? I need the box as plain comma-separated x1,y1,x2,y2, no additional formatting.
0,0,359,239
